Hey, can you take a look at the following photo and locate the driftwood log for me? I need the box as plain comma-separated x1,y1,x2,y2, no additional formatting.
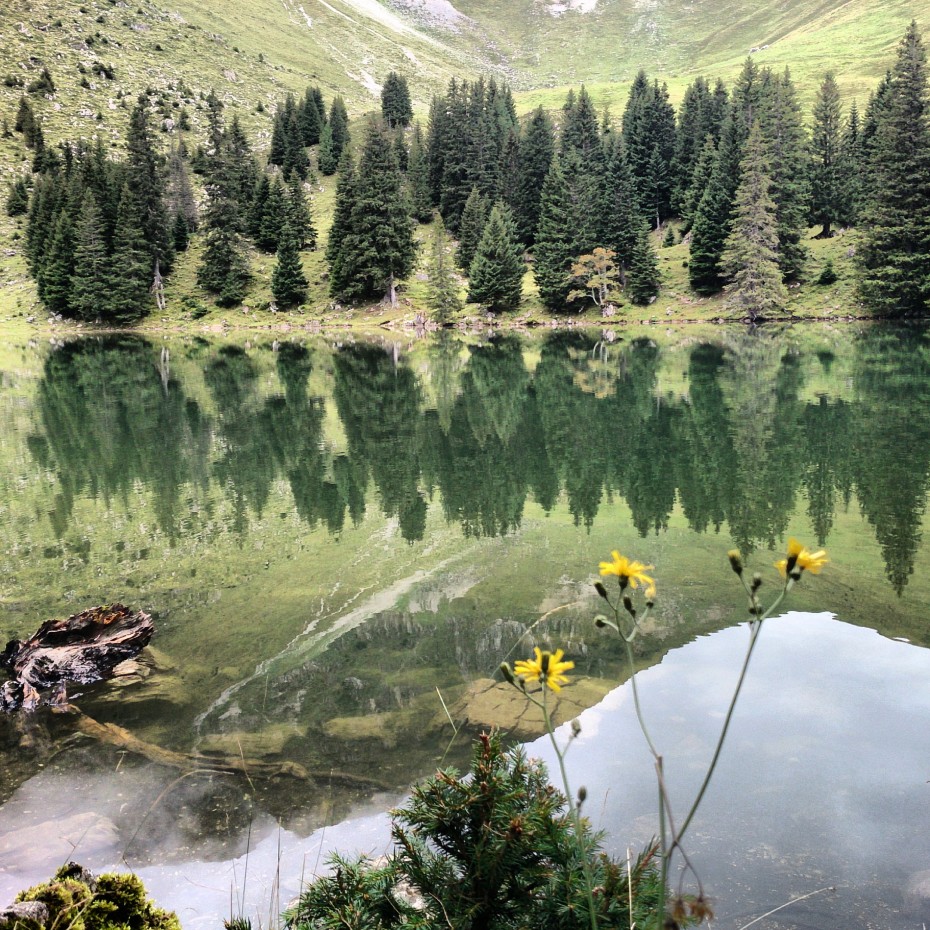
0,604,153,711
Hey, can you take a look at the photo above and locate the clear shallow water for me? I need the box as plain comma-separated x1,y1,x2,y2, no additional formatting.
2,325,930,926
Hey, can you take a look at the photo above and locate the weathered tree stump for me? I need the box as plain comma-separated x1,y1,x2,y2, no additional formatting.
0,604,153,711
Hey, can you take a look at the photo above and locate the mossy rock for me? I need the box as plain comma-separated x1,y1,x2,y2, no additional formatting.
10,864,179,930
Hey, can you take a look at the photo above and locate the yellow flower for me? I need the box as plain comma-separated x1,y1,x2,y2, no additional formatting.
513,647,574,693
775,537,828,578
599,550,655,591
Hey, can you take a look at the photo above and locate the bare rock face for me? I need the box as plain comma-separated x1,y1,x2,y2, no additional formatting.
0,901,50,928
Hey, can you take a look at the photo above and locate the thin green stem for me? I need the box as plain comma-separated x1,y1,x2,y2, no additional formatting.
537,687,600,930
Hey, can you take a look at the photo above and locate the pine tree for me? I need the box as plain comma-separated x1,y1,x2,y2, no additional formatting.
456,187,489,271
328,120,416,306
859,22,930,314
172,210,190,252
326,150,358,297
720,123,787,321
283,106,310,180
381,72,413,128
810,72,844,238
513,107,555,245
599,137,643,283
627,225,661,305
299,86,325,146
561,85,601,160
70,191,111,321
248,174,271,238
467,202,524,311
837,101,864,226
271,221,308,307
679,135,717,233
257,178,286,252
427,215,462,323
198,181,250,306
107,185,154,321
329,97,351,157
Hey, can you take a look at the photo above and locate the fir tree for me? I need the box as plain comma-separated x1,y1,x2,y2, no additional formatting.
257,178,286,252
198,183,250,307
70,191,110,321
627,225,661,305
599,137,642,283
41,207,75,315
561,85,601,160
456,187,489,271
859,22,930,314
427,215,462,323
381,72,413,128
679,135,716,234
329,97,351,157
720,123,787,321
283,106,310,180
247,174,271,238
271,221,308,307
467,202,524,312
328,121,416,306
14,97,37,146
299,86,325,146
837,101,864,226
810,72,844,238
172,210,190,252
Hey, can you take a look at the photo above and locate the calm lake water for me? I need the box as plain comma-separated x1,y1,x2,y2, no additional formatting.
1,324,930,928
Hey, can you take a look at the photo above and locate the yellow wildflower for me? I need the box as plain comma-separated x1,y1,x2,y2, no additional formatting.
598,550,655,591
514,647,574,693
775,537,828,578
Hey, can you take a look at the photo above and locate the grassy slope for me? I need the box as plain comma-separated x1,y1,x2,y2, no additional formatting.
0,0,920,330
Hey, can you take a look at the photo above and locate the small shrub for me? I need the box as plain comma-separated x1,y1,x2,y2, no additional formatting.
817,259,838,285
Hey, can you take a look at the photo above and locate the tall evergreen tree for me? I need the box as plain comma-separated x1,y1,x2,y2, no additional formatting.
406,122,433,223
328,120,416,306
427,215,462,323
329,97,351,158
70,191,110,321
837,101,864,226
810,71,844,238
679,135,717,233
317,123,338,176
257,178,287,252
271,220,308,307
326,150,358,297
627,225,661,305
381,72,413,128
107,185,152,321
599,137,643,283
41,206,76,315
125,93,173,275
720,123,787,321
299,86,325,145
197,169,250,307
457,187,489,271
6,178,29,217
468,202,524,311
859,21,930,314
286,174,316,250
513,107,555,246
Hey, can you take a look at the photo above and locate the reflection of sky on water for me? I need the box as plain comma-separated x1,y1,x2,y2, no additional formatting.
2,613,929,929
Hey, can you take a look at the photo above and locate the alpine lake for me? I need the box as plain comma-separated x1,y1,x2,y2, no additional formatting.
2,322,930,929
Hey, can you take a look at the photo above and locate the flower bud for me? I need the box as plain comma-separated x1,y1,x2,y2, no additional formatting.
594,581,609,600
577,785,587,804
751,572,763,592
499,662,515,685
727,549,743,575
595,616,608,628
622,595,636,617
571,718,582,738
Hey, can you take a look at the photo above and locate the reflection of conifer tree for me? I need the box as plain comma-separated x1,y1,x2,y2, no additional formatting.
852,328,930,593
31,338,209,539
718,332,802,552
204,346,275,523
333,344,425,541
674,343,734,534
534,332,608,528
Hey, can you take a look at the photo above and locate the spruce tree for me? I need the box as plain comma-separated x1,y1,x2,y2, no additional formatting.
317,123,338,175
859,21,930,314
679,135,717,233
257,178,286,252
198,181,250,306
326,150,358,298
406,123,433,223
599,137,643,283
627,225,661,305
810,71,844,238
286,174,316,250
70,191,111,321
126,93,173,274
173,210,190,252
513,107,555,245
328,120,416,306
6,178,29,217
427,215,462,323
456,187,489,271
381,72,413,128
329,97,351,158
271,221,308,307
299,86,325,146
41,207,76,315
837,101,864,226
467,202,524,312
248,174,271,239
107,185,152,321
720,123,787,321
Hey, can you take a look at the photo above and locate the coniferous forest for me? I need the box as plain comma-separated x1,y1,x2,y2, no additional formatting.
5,24,930,322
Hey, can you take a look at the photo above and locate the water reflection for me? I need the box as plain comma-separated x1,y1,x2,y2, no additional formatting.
23,326,930,591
